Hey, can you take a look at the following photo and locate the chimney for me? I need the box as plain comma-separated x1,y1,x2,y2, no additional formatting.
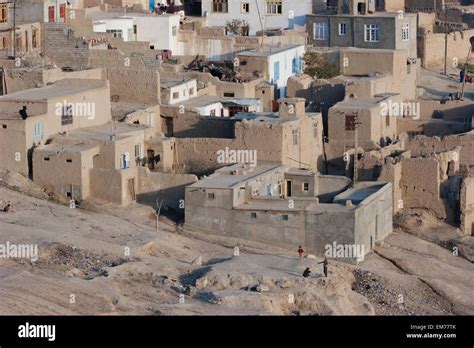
278,98,306,120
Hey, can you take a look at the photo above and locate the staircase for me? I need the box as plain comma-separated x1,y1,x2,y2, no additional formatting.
43,22,90,70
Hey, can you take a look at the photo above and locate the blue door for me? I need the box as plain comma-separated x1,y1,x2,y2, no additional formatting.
292,57,297,74
274,61,280,82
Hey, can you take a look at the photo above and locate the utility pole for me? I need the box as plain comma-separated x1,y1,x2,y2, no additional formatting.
12,0,17,57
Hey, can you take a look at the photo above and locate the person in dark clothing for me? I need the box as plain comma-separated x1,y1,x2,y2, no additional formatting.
318,258,328,277
3,204,11,212
460,69,465,83
303,267,311,278
19,106,28,120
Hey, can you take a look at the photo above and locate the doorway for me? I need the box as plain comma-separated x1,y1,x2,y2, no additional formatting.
286,180,292,197
128,178,136,202
147,149,155,170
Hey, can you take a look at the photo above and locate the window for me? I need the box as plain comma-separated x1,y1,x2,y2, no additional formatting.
241,2,250,13
0,4,7,23
212,0,228,13
33,123,43,142
61,105,73,126
402,23,409,41
224,92,235,97
364,24,380,42
292,57,297,74
32,29,38,48
135,144,141,158
66,159,72,163
172,91,179,100
339,22,347,36
189,87,195,96
303,183,309,192
120,153,130,170
0,36,6,49
207,193,215,199
266,0,282,15
60,4,66,19
313,22,327,40
172,26,177,37
106,29,123,38
250,212,257,219
313,123,318,138
281,214,289,221
292,129,298,145
345,114,356,131
386,115,390,126
273,61,280,82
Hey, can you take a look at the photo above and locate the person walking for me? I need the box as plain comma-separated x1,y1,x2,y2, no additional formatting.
318,258,328,277
3,204,11,213
297,246,305,258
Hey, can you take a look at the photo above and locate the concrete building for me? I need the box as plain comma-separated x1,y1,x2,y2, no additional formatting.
161,78,198,105
178,95,262,117
16,0,69,23
307,8,418,59
236,44,305,98
185,162,393,263
0,0,12,55
0,79,111,177
200,0,314,35
90,12,180,51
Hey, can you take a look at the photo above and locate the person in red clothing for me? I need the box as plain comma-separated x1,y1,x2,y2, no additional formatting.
297,246,304,258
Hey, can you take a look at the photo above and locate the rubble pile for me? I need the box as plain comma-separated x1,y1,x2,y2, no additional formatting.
37,243,130,280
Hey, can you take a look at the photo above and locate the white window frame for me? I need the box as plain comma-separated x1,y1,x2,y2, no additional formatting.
402,23,410,41
265,0,282,15
313,22,327,41
339,22,347,36
364,24,380,42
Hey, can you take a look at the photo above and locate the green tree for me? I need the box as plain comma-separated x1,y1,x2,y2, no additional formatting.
303,52,339,79
225,19,250,36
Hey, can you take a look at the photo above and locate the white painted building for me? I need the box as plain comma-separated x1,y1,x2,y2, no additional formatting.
161,78,198,105
179,96,262,117
201,0,314,35
16,0,68,23
237,45,305,98
90,12,180,52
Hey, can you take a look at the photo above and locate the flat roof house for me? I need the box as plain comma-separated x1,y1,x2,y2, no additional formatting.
185,162,393,263
91,12,180,52
307,10,417,59
201,0,314,36
0,78,111,177
237,45,305,99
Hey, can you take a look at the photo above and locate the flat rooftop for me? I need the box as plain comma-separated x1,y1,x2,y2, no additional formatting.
179,96,260,108
333,183,387,205
238,45,304,57
50,122,149,147
188,163,283,189
89,12,179,20
333,93,399,110
0,79,108,102
161,78,196,89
